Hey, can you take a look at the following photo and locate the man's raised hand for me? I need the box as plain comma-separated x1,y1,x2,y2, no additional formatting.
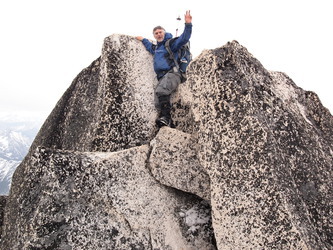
185,10,192,24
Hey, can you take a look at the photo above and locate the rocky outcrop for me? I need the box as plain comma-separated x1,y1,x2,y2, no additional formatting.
1,35,332,249
149,127,210,200
25,35,159,155
1,146,213,249
0,35,215,249
184,44,333,249
0,196,6,240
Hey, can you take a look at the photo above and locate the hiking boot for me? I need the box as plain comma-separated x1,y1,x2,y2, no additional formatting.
156,116,171,127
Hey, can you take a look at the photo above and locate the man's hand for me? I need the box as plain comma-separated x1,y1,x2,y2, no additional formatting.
185,10,192,24
136,36,144,41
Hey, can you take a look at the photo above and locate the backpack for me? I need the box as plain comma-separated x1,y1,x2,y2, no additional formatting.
165,38,192,83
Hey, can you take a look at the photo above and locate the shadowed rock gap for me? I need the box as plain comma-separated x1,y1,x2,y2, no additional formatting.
145,139,216,249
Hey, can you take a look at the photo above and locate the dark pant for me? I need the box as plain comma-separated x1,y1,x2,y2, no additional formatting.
158,95,171,119
155,72,181,118
155,72,181,97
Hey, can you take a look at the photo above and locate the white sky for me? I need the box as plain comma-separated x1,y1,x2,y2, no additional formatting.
1,0,332,121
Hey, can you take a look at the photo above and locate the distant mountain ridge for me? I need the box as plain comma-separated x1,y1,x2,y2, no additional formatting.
0,117,41,195
0,159,20,195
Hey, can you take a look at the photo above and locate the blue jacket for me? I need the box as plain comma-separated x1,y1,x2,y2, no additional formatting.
142,23,192,79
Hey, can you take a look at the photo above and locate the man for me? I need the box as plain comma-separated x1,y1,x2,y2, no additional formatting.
136,10,192,127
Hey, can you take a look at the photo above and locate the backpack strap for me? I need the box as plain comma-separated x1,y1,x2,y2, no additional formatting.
165,38,180,72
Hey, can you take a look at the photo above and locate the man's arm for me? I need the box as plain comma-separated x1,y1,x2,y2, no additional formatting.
171,10,192,51
136,36,155,55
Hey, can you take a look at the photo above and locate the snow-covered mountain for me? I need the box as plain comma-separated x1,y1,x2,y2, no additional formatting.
0,114,41,195
0,158,21,195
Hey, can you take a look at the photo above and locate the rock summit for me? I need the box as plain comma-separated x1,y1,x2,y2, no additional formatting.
1,34,332,249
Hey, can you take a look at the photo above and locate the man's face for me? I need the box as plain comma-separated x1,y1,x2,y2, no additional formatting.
153,29,165,42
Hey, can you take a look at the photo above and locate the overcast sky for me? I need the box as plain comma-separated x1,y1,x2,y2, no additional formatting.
1,0,332,121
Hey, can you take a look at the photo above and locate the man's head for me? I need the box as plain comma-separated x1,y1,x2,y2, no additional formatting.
153,26,165,42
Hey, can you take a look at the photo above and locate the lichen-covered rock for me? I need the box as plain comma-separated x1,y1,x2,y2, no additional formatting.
186,41,333,249
149,127,210,200
29,57,101,153
92,35,159,152
1,146,215,249
0,195,6,240
170,88,196,134
1,35,332,249
29,34,158,155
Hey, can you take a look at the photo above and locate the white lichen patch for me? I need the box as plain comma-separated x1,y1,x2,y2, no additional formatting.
179,203,211,233
270,71,313,126
269,71,297,102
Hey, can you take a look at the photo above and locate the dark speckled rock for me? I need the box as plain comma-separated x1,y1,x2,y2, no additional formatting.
1,36,332,249
1,146,215,249
1,35,216,249
0,196,6,240
149,127,210,201
185,41,333,249
27,34,159,154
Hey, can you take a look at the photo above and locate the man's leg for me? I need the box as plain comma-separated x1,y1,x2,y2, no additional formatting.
155,72,181,127
156,95,172,127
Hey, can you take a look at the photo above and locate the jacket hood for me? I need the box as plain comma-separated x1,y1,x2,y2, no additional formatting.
158,32,173,45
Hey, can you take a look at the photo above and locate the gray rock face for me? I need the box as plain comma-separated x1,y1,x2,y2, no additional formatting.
0,196,6,240
1,146,213,249
1,35,332,249
149,127,210,200
28,34,158,154
185,43,333,249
